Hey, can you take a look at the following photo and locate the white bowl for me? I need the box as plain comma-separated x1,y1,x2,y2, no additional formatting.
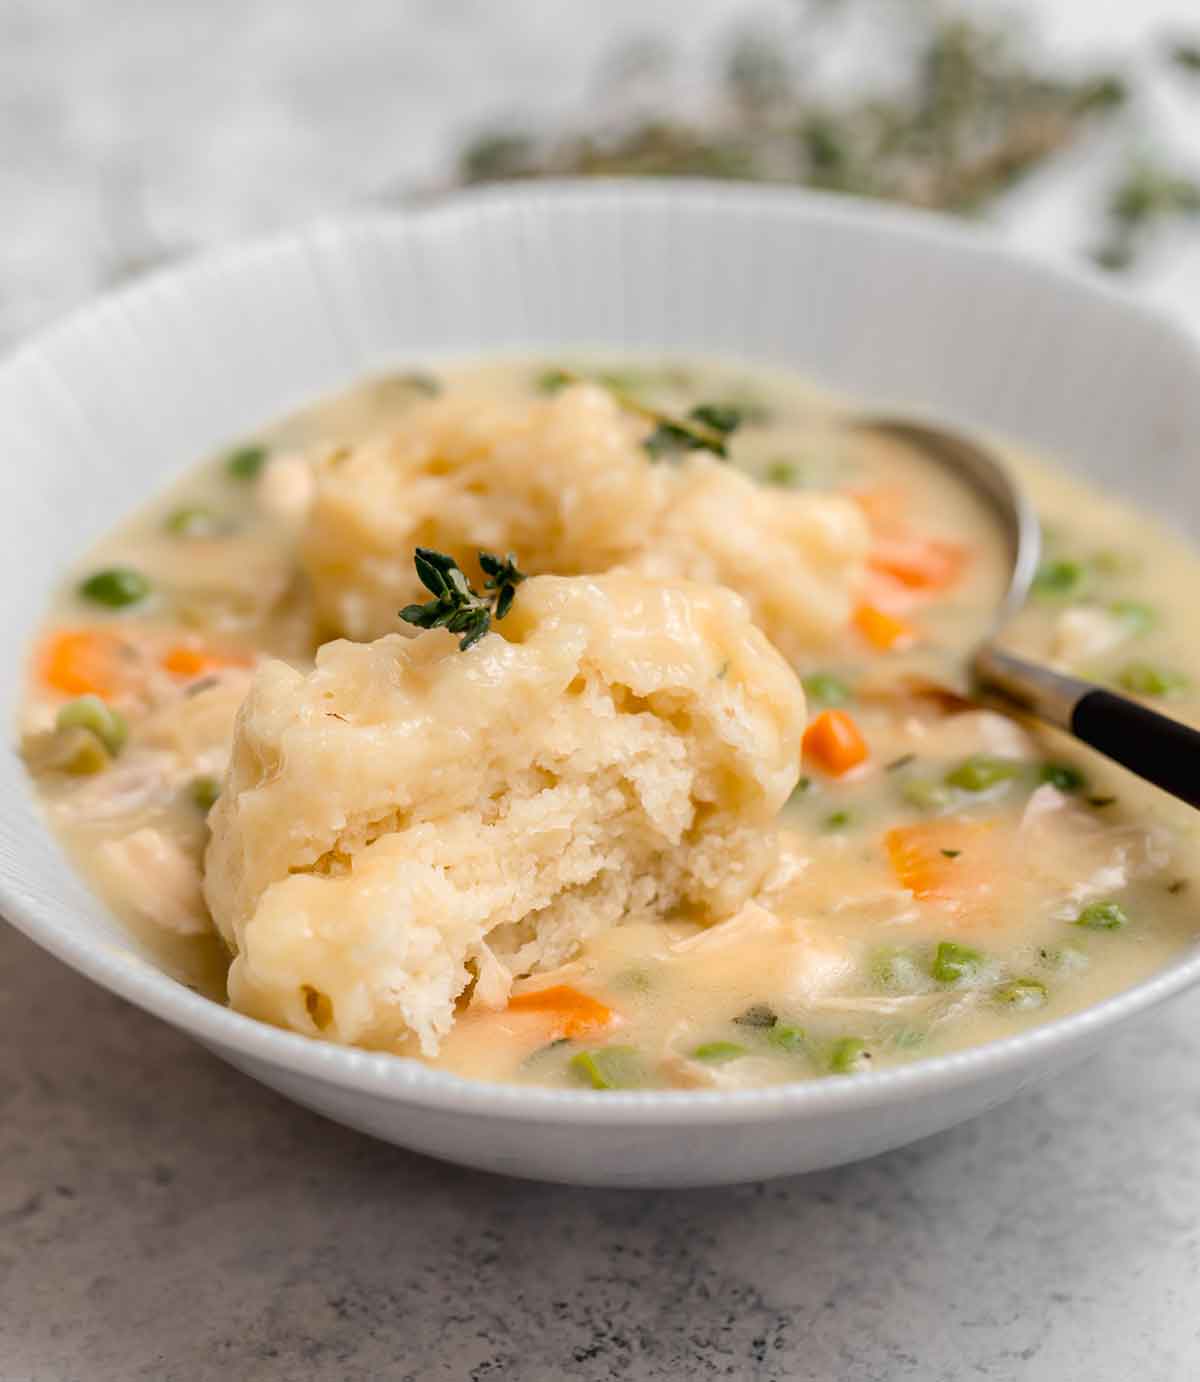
3,181,1200,1187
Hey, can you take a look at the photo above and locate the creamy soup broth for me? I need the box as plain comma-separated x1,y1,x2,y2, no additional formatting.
21,358,1200,1089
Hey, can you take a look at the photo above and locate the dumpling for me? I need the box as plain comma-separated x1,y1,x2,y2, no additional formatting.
203,571,807,1055
300,382,868,658
302,383,669,642
629,459,870,663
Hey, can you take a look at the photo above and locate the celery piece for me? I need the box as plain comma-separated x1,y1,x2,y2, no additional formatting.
993,978,1048,1010
691,1041,748,1064
569,1046,644,1090
944,754,1022,792
56,695,127,756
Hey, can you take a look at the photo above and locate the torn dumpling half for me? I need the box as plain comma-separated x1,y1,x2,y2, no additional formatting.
203,565,807,1055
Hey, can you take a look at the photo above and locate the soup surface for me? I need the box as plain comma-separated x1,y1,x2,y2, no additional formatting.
20,357,1200,1090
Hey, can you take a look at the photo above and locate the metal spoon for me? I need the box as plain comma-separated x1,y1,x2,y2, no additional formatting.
852,417,1200,809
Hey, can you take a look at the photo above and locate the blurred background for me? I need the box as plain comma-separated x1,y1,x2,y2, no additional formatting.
6,0,1200,353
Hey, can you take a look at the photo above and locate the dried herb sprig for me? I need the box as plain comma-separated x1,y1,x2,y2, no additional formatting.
457,9,1128,221
399,547,526,651
1165,37,1200,76
1091,156,1200,271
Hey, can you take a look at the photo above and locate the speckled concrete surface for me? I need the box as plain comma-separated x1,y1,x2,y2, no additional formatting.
3,925,1200,1380
4,2,1200,1378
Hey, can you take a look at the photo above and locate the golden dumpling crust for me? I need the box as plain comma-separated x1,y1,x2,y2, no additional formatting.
203,572,806,1054
301,383,868,658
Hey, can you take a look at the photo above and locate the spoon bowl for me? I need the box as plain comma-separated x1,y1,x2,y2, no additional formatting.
851,415,1042,626
853,415,1200,809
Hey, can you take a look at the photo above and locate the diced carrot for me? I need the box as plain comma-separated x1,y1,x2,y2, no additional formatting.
162,645,252,680
869,536,968,591
803,709,869,777
885,820,996,917
39,628,134,700
849,487,907,530
505,985,614,1039
854,602,918,652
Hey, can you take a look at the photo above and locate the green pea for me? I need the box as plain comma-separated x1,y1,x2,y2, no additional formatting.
993,978,1048,1010
733,1003,778,1029
931,940,985,985
78,566,151,609
944,755,1022,792
764,459,801,487
802,673,852,707
824,810,852,830
901,777,953,811
691,1041,748,1064
1032,559,1086,599
569,1046,644,1090
766,1025,806,1053
1075,900,1129,930
871,945,928,993
1116,662,1189,698
226,444,268,481
189,775,221,812
1039,761,1086,793
829,1037,871,1074
164,506,226,538
55,695,127,755
1109,599,1155,633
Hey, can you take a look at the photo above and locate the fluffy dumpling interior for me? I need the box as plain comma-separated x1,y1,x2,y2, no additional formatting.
203,572,806,1054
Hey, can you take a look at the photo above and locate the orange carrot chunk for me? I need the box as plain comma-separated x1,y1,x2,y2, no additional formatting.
162,645,251,680
869,536,968,591
39,628,132,700
885,820,995,917
505,985,614,1039
853,601,918,652
803,709,869,776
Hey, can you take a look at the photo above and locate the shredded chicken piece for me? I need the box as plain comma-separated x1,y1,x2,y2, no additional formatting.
99,828,210,936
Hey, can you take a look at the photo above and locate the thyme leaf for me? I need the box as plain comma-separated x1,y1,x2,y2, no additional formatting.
479,550,527,620
400,547,526,651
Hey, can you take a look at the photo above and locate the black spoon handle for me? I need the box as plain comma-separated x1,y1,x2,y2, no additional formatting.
973,645,1200,809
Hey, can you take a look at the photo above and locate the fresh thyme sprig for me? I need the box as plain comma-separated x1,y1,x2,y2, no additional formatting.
399,547,526,651
643,403,744,460
541,367,743,459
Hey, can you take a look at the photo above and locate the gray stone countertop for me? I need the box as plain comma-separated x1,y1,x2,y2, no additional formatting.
4,925,1200,1380
4,2,1200,1377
